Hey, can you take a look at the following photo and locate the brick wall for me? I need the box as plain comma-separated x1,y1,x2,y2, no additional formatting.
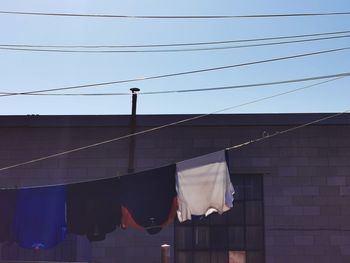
0,114,350,263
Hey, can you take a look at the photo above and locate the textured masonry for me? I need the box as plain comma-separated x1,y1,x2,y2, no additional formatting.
0,114,350,263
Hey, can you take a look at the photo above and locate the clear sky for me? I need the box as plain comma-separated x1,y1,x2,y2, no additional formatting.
0,0,350,115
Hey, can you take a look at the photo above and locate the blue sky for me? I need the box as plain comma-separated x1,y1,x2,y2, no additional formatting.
0,0,350,115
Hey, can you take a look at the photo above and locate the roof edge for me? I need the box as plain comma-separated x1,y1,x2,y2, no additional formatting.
0,113,349,127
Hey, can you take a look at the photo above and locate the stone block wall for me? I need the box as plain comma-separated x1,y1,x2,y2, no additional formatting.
0,114,349,262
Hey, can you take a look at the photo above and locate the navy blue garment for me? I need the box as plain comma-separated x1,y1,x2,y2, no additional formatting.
120,164,176,235
66,177,121,241
14,185,66,249
0,189,17,243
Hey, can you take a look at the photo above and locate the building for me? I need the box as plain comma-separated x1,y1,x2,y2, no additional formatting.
0,113,350,263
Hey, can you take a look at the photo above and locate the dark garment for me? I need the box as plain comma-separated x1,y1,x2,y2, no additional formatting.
14,185,66,249
0,189,17,243
120,164,177,235
66,177,121,241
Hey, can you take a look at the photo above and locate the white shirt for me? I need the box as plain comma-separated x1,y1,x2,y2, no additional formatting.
176,150,234,222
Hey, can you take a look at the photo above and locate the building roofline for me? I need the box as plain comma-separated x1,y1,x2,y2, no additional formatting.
0,113,349,127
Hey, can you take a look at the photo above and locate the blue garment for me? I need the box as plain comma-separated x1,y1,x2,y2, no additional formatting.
14,185,66,249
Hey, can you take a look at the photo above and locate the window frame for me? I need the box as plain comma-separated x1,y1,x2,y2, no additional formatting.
174,173,265,263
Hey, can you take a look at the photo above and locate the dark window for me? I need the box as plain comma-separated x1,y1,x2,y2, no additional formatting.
175,174,265,263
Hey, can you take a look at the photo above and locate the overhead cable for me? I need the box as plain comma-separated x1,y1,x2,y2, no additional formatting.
1,72,348,96
1,46,350,97
1,29,349,48
0,76,344,173
1,10,350,19
1,34,350,53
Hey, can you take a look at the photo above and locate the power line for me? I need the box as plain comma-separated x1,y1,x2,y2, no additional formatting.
1,34,349,53
0,76,345,173
1,10,350,19
1,29,349,49
1,72,349,96
1,46,350,97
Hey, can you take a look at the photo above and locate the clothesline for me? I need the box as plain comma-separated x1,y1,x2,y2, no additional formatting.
0,150,233,248
226,110,349,150
0,110,347,249
0,108,348,190
0,76,345,178
0,103,348,249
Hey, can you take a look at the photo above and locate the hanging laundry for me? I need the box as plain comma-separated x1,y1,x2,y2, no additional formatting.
14,185,66,249
176,150,234,222
66,177,121,241
120,164,177,235
120,198,178,234
0,189,17,243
